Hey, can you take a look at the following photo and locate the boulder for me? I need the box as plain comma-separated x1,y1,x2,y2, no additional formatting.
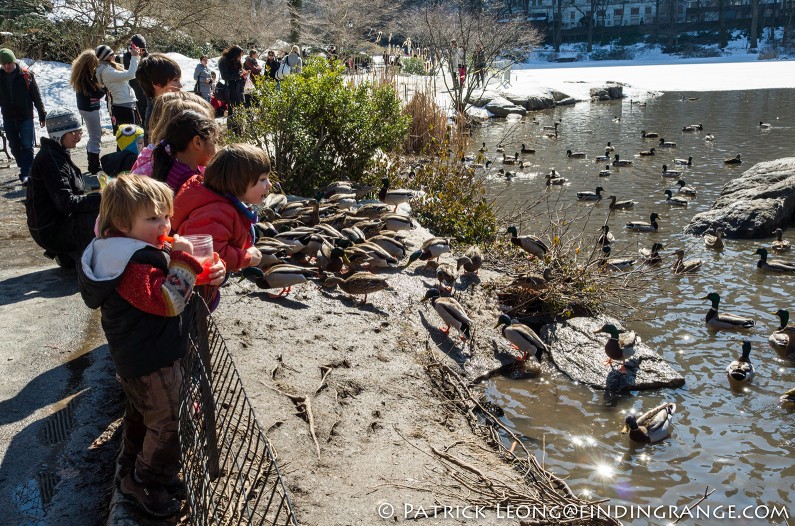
590,88,611,101
484,96,527,117
590,83,623,101
555,97,576,106
524,96,556,111
540,316,685,392
466,90,496,107
685,157,795,237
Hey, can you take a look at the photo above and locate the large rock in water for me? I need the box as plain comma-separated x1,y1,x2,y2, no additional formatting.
540,316,685,392
685,157,795,237
484,96,527,117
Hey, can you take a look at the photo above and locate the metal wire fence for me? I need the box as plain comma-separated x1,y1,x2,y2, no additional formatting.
179,295,298,526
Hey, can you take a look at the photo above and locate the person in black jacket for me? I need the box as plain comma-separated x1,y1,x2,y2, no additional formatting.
26,108,100,267
123,35,149,131
264,50,279,80
218,45,248,134
69,49,105,174
0,48,47,185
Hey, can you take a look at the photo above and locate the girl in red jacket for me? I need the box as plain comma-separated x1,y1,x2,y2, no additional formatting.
171,143,271,273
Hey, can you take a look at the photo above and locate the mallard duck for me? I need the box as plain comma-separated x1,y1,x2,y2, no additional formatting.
641,130,659,139
676,179,696,196
456,246,483,275
639,242,664,264
691,123,703,129
672,249,702,273
264,182,287,212
379,178,416,211
599,245,635,270
639,147,656,156
274,230,313,255
598,165,612,177
478,142,487,153
368,234,407,259
240,264,316,297
769,309,795,354
612,154,633,166
424,260,456,291
605,141,616,152
509,266,553,291
673,156,693,166
772,228,791,251
577,186,604,201
664,189,689,206
759,121,772,130
502,152,519,165
597,224,615,246
347,242,399,269
626,212,660,232
755,247,795,272
341,225,366,244
608,195,635,210
520,143,535,154
682,125,698,132
353,203,392,219
703,292,755,330
595,150,611,162
506,226,548,258
705,133,715,141
658,138,677,148
612,115,621,123
316,245,348,273
724,154,742,164
322,271,390,304
542,122,559,133
545,171,567,185
422,288,473,342
622,403,676,444
408,237,450,264
726,340,755,383
704,227,725,250
566,149,587,159
495,143,505,153
593,323,637,373
495,314,547,363
661,164,682,177
780,386,795,404
382,213,414,231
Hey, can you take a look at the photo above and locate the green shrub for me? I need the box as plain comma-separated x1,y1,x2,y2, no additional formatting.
234,57,409,196
401,56,427,76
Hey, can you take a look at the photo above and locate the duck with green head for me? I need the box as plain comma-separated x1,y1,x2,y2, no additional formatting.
622,402,676,444
755,247,795,273
726,340,755,384
593,323,637,373
506,226,548,259
639,242,664,264
599,245,635,270
422,288,473,342
703,292,755,330
769,309,795,354
626,212,660,232
408,237,450,265
577,186,604,201
495,314,547,363
239,264,317,298
664,189,688,206
379,177,416,211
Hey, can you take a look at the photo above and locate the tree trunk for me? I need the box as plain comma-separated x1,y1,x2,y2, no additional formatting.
718,0,727,48
750,0,759,50
555,0,563,51
290,0,302,44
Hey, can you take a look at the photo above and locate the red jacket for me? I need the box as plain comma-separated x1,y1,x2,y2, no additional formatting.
172,175,253,272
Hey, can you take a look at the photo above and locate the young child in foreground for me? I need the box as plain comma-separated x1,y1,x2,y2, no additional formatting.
172,142,271,272
77,173,224,518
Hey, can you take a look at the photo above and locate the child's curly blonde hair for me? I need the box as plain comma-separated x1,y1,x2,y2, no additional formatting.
97,173,173,238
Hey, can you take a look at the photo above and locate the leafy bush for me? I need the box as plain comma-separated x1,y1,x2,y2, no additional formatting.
234,57,409,196
366,154,498,245
401,56,428,76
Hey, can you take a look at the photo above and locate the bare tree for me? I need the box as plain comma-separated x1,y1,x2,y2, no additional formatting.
300,0,398,53
749,0,760,49
400,1,543,115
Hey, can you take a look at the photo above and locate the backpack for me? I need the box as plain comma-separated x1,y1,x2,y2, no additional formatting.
275,59,291,81
214,80,229,103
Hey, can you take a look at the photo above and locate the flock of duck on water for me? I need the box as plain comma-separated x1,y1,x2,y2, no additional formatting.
466,114,794,443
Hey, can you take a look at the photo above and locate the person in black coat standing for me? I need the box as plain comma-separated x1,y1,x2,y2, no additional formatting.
218,45,248,134
0,48,47,185
26,108,100,267
264,50,279,80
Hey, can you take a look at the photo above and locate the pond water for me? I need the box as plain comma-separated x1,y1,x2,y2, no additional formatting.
472,89,795,525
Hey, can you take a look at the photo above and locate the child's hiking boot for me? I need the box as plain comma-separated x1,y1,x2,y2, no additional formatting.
119,469,181,518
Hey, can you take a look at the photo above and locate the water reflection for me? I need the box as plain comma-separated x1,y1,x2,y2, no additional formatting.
474,89,795,525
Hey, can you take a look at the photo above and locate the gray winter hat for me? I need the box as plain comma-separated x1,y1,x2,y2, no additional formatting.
46,108,83,143
95,45,114,61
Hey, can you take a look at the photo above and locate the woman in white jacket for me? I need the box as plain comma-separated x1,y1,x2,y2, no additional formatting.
95,43,140,132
